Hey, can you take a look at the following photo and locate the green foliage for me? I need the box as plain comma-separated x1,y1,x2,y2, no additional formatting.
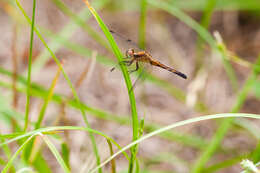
253,81,260,99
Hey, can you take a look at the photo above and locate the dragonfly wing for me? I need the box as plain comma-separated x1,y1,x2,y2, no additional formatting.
129,61,151,92
110,30,143,53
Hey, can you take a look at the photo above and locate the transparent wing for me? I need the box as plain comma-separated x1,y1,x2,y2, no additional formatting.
109,30,143,53
129,61,152,92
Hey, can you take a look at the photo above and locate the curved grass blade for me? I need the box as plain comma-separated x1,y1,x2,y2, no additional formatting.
0,126,129,161
40,133,70,173
90,113,260,173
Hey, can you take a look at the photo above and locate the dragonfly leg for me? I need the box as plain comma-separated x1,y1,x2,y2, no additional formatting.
120,60,134,66
128,62,139,73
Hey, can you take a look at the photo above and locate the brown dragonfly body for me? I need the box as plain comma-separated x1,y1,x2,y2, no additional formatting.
122,48,187,79
109,29,187,88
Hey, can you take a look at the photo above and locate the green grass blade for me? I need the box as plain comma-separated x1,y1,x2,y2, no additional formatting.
82,1,139,173
24,0,36,132
61,142,71,170
107,139,116,173
35,66,62,129
251,142,260,163
2,135,35,173
169,0,260,11
0,126,129,161
138,0,147,50
194,0,217,75
203,153,250,172
215,36,238,91
40,133,70,173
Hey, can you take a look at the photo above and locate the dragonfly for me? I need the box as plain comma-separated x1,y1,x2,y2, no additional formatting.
110,30,187,90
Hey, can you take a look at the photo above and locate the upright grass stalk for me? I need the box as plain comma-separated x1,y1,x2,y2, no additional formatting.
191,55,260,173
11,24,18,109
82,1,139,173
24,0,36,132
27,66,62,166
16,0,101,171
107,139,116,173
194,0,217,76
138,0,147,50
35,65,62,129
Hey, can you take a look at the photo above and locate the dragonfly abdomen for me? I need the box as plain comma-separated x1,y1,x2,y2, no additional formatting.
150,60,187,79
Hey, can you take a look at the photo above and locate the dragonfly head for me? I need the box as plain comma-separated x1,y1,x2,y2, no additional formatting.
126,48,135,58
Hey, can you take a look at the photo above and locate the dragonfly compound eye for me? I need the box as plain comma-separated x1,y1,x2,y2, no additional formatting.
126,49,135,58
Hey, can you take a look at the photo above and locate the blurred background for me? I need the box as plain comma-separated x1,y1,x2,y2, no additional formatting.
1,0,260,172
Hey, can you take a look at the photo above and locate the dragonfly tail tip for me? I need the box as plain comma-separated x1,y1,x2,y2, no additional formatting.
175,71,187,79
110,67,116,72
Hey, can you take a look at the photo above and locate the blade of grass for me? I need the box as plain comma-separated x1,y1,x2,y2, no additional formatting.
194,0,217,75
61,142,71,170
203,153,250,172
138,0,147,50
82,1,139,173
15,0,101,170
0,137,15,172
0,126,129,161
107,139,116,173
35,64,62,129
11,24,18,109
40,133,70,173
214,32,238,92
251,142,260,163
90,113,260,173
171,0,260,11
25,65,62,165
191,54,260,172
24,0,36,132
2,134,35,173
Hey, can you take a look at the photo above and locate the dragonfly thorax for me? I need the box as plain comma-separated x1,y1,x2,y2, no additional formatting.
125,48,135,58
